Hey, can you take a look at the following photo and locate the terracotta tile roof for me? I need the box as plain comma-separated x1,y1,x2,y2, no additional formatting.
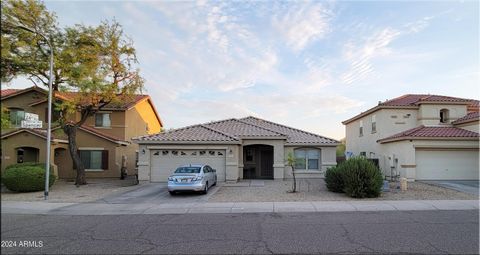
239,116,339,145
134,116,339,145
378,125,479,143
1,128,68,142
1,86,150,110
452,112,480,125
343,94,479,124
204,119,285,138
0,89,21,97
134,124,240,143
380,94,478,107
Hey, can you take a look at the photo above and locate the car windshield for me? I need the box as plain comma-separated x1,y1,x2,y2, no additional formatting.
174,167,201,174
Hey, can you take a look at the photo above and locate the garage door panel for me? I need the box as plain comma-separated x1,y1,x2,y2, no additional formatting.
150,149,226,182
415,150,479,180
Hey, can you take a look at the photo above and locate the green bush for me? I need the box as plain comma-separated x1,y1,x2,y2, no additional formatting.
324,166,345,193
5,162,53,171
2,164,56,192
342,157,383,198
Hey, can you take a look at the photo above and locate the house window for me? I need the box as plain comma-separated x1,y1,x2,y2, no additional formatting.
359,152,366,157
9,108,24,127
371,115,376,133
79,150,108,170
359,120,363,137
95,113,111,127
440,109,449,123
294,148,321,170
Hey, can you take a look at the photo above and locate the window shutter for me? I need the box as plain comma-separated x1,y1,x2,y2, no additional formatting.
102,150,109,170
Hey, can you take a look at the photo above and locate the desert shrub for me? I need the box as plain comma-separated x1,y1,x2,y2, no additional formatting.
2,164,56,192
324,166,345,193
342,157,383,198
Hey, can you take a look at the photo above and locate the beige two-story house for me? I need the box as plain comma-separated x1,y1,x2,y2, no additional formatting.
342,94,479,181
1,86,163,179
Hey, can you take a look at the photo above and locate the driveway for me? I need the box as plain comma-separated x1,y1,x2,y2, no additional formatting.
98,182,221,204
421,180,479,196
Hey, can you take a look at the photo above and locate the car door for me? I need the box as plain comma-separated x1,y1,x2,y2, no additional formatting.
205,165,213,186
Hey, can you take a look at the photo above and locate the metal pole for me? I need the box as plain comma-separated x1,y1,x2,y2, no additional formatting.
17,26,53,200
45,45,53,200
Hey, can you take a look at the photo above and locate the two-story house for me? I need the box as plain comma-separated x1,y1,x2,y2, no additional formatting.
1,86,163,179
342,94,479,181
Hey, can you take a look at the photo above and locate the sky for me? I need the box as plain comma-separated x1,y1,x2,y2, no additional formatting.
7,0,479,139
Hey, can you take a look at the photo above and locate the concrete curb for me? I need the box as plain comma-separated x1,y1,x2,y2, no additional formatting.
1,200,478,215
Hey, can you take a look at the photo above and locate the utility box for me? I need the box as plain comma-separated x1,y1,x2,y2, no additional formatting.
400,177,408,191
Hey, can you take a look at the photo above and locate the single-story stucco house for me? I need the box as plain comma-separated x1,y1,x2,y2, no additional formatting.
133,116,339,183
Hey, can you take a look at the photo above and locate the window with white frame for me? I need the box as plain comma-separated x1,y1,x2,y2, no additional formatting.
371,115,376,133
359,120,363,136
95,113,111,127
294,148,321,170
79,150,108,170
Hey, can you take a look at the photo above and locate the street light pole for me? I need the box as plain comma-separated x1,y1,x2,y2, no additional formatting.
17,26,53,200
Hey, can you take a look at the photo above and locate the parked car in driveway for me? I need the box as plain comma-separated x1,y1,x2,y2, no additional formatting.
167,164,217,195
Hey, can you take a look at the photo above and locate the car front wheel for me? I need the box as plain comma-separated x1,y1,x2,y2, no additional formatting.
169,191,176,195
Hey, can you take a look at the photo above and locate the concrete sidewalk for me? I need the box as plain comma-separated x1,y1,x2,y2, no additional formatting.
1,200,478,215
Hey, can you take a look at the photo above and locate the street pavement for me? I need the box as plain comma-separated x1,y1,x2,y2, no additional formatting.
1,210,478,254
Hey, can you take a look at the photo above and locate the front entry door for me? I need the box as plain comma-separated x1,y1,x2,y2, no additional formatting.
260,149,273,178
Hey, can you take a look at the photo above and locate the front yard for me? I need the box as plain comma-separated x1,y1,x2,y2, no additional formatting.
208,179,478,202
1,178,139,203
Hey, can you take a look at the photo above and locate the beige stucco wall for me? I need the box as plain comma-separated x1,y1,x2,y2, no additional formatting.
83,110,127,140
379,139,478,181
137,139,339,183
345,108,418,169
455,121,480,133
137,144,240,183
417,104,467,126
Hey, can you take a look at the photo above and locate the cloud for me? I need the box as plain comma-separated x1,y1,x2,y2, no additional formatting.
272,1,334,51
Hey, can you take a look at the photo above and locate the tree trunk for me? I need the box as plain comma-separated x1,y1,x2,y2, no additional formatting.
63,123,87,185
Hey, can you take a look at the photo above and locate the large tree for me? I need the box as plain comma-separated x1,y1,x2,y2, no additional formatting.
1,0,144,185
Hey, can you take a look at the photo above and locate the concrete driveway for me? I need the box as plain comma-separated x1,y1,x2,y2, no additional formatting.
421,180,479,195
98,182,221,204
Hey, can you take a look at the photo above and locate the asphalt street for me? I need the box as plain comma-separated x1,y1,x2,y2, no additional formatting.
1,210,478,254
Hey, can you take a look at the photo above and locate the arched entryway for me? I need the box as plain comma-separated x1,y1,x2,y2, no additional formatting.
15,147,39,163
243,144,274,179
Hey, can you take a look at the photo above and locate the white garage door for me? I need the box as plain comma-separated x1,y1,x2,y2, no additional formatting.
150,149,226,182
415,150,479,180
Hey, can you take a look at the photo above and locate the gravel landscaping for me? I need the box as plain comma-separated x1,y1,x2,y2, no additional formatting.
1,178,139,203
208,179,479,202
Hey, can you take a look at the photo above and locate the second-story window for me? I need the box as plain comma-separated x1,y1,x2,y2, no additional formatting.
95,113,111,127
9,108,25,127
359,120,363,137
371,115,376,133
440,109,449,123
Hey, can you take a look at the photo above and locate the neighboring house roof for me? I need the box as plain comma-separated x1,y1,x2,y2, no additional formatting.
377,125,480,144
78,125,130,145
452,112,480,125
134,116,339,145
343,94,480,124
1,128,68,143
1,86,163,127
1,89,21,97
